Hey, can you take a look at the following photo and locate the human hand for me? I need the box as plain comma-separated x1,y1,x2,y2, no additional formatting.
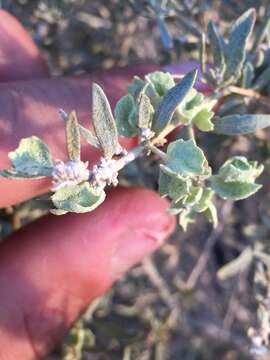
0,10,176,359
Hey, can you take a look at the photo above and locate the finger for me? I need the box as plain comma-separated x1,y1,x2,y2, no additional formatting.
0,64,158,208
0,10,49,81
0,187,175,359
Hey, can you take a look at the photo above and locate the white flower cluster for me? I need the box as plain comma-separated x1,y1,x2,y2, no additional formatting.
91,158,119,188
51,160,90,191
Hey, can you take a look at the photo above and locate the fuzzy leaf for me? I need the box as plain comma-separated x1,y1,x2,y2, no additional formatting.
146,71,175,97
183,186,203,208
59,109,100,149
207,21,225,70
52,182,106,213
193,188,214,213
115,94,138,137
224,8,256,81
214,114,270,135
218,157,264,183
179,209,195,231
7,136,53,177
92,83,119,159
128,76,145,98
193,109,215,131
217,247,253,280
165,139,207,178
211,177,261,200
153,70,197,133
211,156,263,200
138,93,154,129
66,111,81,161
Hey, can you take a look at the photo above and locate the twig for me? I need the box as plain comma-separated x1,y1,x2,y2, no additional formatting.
185,201,233,290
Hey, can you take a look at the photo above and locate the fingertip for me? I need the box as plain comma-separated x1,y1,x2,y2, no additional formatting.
0,187,175,358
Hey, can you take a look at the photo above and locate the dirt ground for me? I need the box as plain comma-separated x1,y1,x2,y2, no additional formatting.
1,1,268,359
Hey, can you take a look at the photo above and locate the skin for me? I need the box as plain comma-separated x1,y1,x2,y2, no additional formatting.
0,9,207,359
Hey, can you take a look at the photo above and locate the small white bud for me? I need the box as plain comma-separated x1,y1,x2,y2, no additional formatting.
51,160,89,191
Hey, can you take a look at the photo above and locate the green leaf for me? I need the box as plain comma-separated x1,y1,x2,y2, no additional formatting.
66,111,81,161
138,93,154,129
165,139,207,178
207,21,225,71
214,114,270,135
179,209,195,231
205,202,218,228
183,186,203,208
211,156,263,200
7,136,53,177
193,188,214,213
128,76,145,98
217,247,253,280
159,167,190,202
224,8,256,81
211,176,261,200
193,109,215,131
92,83,119,159
115,94,138,137
153,70,197,133
185,93,204,110
52,182,106,213
146,71,175,97
218,157,264,183
59,109,100,149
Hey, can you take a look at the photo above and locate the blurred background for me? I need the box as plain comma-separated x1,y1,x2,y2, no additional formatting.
1,1,270,359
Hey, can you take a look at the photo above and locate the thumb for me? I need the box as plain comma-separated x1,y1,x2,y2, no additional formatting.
0,187,175,359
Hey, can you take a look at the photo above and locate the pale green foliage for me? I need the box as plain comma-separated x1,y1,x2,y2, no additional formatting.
66,111,81,161
92,83,119,160
165,139,208,178
159,139,217,230
5,136,53,178
115,95,138,137
211,157,263,200
51,182,106,214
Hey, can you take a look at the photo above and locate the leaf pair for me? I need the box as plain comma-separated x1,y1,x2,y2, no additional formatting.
211,156,263,200
115,70,198,138
206,8,256,86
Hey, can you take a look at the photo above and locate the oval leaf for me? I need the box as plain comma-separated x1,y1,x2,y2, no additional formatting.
153,70,197,133
92,83,119,159
7,136,53,177
214,114,270,135
52,182,106,213
138,93,154,129
66,111,81,161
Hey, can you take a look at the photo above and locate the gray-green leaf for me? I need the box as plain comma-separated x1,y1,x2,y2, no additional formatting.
66,111,81,161
138,93,154,129
224,8,256,81
92,83,119,159
52,182,106,213
207,21,225,71
153,70,197,133
115,94,138,137
211,176,261,200
7,136,53,177
214,114,270,135
165,139,207,178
